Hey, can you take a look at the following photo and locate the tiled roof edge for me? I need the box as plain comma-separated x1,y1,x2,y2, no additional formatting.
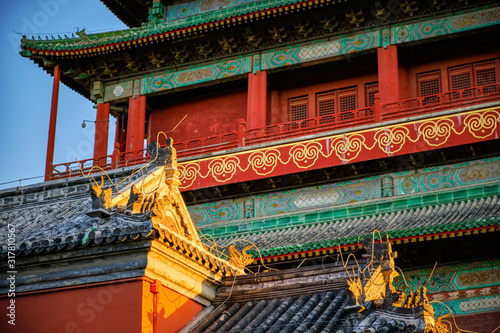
254,217,500,258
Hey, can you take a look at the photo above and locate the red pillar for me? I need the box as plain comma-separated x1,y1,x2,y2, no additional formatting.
93,103,110,166
115,114,127,154
44,64,60,181
126,95,146,156
377,45,400,105
247,70,267,129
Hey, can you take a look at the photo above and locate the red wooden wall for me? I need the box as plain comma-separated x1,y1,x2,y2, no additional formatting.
148,90,247,145
0,279,203,333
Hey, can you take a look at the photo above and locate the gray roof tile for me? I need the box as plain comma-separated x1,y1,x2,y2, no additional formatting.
210,196,500,257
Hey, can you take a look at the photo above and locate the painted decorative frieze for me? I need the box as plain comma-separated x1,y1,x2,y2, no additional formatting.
394,259,500,317
178,107,500,191
189,178,380,226
188,156,499,226
262,32,379,70
395,157,500,196
392,7,500,44
142,56,251,94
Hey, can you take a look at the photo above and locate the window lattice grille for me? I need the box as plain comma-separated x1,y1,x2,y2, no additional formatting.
340,94,357,112
451,72,472,91
476,68,497,86
318,99,335,116
289,97,308,121
419,78,440,97
365,83,378,107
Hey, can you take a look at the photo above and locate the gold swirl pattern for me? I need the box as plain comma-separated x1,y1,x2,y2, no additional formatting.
289,142,323,169
463,110,500,139
249,149,281,175
208,157,240,182
331,134,365,161
463,168,490,181
179,163,201,189
374,127,410,154
174,108,499,190
419,119,455,147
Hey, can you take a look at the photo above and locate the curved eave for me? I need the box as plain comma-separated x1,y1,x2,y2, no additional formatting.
27,56,91,100
254,224,500,263
0,214,242,277
210,196,500,261
20,0,336,59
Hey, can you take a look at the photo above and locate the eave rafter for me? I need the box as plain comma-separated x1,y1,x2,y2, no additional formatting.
19,0,500,99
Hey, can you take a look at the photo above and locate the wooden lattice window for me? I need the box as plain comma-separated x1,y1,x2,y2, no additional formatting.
316,87,356,123
449,60,499,96
418,71,441,97
475,61,497,94
339,88,356,121
475,61,497,85
365,83,379,107
317,92,336,117
289,96,308,121
418,70,441,105
449,65,472,91
339,90,357,112
449,65,473,99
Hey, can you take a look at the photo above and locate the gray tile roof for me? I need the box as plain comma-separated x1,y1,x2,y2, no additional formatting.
0,195,155,256
0,181,242,277
188,290,429,333
210,196,500,257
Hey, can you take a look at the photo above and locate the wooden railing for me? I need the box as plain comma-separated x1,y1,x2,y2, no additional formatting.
50,84,500,180
245,107,374,145
382,83,500,120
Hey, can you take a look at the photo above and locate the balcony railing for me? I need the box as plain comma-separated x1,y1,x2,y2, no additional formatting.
382,83,500,120
246,107,374,146
50,83,500,180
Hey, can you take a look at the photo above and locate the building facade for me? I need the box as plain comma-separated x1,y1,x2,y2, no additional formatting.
1,0,500,332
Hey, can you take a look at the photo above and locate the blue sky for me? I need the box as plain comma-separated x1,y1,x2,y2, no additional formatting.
0,0,128,189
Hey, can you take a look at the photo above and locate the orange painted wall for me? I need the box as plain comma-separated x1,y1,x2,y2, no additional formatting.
0,281,143,333
148,90,247,145
141,281,203,333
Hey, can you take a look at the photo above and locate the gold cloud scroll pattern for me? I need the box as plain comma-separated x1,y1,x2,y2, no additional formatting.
419,119,455,147
208,157,240,182
331,134,365,162
248,149,281,175
175,67,215,85
463,109,500,139
289,142,323,169
179,163,201,189
374,127,411,154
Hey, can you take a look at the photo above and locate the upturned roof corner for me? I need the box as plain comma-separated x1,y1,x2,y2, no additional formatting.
87,139,248,278
88,139,199,242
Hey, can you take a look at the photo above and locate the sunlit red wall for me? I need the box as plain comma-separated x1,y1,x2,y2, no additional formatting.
148,90,247,145
0,281,143,333
141,281,203,333
1,279,204,333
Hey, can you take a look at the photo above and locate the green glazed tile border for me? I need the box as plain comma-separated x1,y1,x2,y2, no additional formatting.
198,182,500,238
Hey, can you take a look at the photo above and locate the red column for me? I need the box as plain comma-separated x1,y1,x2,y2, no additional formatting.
44,64,60,181
126,95,146,156
247,70,267,129
93,103,110,166
115,114,127,154
377,45,400,105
